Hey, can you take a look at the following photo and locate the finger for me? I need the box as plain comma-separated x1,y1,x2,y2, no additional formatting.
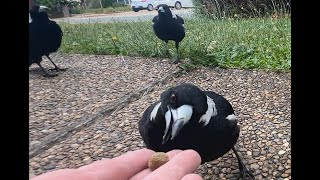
31,169,78,180
142,149,202,180
130,150,182,180
79,148,155,180
77,158,111,171
181,174,203,180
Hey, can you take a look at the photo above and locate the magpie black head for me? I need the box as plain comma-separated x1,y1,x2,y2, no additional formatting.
30,5,49,21
156,4,172,17
159,83,208,144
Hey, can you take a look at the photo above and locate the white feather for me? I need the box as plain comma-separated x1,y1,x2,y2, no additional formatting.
150,102,161,121
199,96,217,126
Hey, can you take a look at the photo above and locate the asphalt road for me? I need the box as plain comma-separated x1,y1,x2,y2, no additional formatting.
53,8,194,23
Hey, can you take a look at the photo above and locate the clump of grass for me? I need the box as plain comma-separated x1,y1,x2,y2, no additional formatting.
59,16,290,71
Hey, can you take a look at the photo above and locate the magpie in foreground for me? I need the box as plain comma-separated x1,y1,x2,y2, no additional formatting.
139,83,254,179
29,5,65,77
152,4,185,64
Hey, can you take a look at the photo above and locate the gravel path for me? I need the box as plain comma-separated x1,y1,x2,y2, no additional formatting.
29,53,291,179
29,53,177,157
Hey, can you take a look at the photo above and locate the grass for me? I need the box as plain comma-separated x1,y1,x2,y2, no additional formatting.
58,16,291,71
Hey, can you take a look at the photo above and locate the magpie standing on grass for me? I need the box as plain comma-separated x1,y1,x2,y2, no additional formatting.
152,4,185,64
29,5,65,77
139,83,255,179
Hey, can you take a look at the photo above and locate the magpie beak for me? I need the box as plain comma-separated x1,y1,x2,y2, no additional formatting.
162,105,193,144
39,6,49,12
158,6,165,13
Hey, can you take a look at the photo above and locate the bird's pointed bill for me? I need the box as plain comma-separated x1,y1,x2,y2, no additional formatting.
158,6,165,12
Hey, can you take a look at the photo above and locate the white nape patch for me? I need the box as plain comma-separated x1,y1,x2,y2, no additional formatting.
199,96,217,126
226,114,236,121
150,102,161,121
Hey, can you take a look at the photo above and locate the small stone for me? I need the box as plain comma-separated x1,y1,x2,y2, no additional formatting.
278,150,286,155
225,174,234,178
283,142,289,147
77,138,85,144
250,164,259,170
30,141,41,147
253,151,260,157
247,151,252,156
259,156,266,161
43,163,56,170
211,160,219,165
248,159,258,164
282,173,289,178
285,169,291,174
221,168,227,173
273,171,280,176
278,166,284,171
269,148,276,153
70,144,79,148
214,168,219,174
47,129,55,133
115,144,124,150
83,156,92,162
262,167,268,172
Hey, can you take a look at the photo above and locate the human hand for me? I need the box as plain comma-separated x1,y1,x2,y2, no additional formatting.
31,148,203,180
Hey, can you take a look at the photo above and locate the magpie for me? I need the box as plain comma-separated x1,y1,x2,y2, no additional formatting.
139,83,254,179
29,5,65,77
152,4,185,64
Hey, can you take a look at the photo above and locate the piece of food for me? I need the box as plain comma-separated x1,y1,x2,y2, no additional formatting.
148,152,169,171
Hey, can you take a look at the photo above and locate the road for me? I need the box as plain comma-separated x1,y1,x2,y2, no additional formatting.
53,8,193,23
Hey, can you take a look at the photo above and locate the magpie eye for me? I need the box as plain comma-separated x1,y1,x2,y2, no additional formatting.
169,93,176,104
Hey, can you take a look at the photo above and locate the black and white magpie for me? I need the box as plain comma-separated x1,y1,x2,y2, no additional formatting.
139,83,254,179
152,4,185,64
29,5,65,77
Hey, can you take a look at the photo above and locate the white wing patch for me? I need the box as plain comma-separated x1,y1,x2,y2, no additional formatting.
199,96,217,126
226,114,236,121
172,14,177,19
150,102,161,121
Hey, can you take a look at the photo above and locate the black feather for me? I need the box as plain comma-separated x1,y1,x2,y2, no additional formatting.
139,83,255,178
29,5,64,77
152,4,185,63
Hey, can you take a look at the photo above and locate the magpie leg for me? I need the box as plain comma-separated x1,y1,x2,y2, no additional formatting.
46,55,66,72
164,40,171,58
232,147,255,179
36,63,57,77
173,41,180,64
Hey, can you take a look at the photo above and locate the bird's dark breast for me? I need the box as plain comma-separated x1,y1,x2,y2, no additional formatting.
149,123,240,164
153,22,185,42
45,22,63,53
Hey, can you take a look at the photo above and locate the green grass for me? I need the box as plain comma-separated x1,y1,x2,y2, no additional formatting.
59,16,291,71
